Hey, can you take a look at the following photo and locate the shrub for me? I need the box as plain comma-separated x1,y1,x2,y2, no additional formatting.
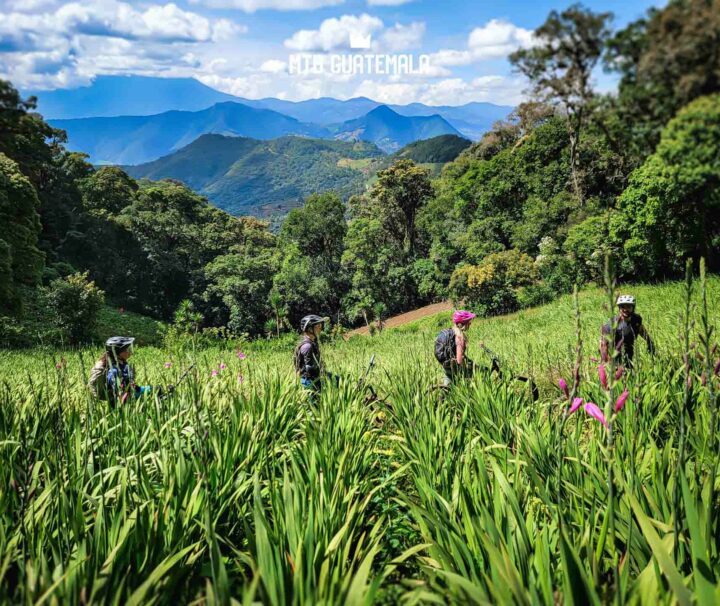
564,214,610,283
449,249,539,316
45,272,105,345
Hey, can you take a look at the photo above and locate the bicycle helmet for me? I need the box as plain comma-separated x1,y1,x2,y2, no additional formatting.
453,310,476,324
300,315,328,332
105,336,135,354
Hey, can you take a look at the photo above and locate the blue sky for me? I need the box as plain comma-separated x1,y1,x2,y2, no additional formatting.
0,0,661,105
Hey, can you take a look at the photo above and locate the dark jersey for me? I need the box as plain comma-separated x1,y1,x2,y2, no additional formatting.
602,314,644,360
294,337,322,381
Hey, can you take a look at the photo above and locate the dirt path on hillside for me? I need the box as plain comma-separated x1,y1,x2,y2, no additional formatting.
347,301,453,336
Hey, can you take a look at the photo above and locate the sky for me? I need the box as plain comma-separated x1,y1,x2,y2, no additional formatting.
0,0,661,106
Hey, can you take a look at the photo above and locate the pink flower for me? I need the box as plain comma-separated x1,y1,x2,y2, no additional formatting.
584,402,609,429
569,397,583,414
238,373,244,384
615,389,630,413
211,369,218,377
164,362,172,369
615,367,624,381
598,365,608,390
559,378,569,399
219,362,226,370
236,351,247,360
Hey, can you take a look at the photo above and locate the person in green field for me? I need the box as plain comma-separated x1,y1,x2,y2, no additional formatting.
601,295,655,367
435,310,477,386
88,336,165,406
294,315,338,395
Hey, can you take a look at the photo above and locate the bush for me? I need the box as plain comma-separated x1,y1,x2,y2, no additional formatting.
449,249,539,316
564,214,610,283
45,272,105,345
516,283,555,309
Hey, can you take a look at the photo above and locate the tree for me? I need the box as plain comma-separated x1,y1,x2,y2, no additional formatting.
449,249,539,316
203,244,277,336
273,192,348,325
609,94,720,278
463,102,557,161
605,0,720,161
0,153,44,310
511,4,612,203
369,160,433,255
80,166,138,214
46,272,105,344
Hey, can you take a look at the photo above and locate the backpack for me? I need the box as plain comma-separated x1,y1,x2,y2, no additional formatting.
434,328,456,365
88,357,108,398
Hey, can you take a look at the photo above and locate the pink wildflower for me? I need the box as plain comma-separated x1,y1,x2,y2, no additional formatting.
598,365,608,390
569,397,583,414
584,402,609,429
559,378,569,398
615,389,630,413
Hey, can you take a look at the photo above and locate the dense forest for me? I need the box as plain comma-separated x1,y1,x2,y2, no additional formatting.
1,0,719,347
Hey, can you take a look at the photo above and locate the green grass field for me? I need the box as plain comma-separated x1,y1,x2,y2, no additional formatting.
1,276,719,604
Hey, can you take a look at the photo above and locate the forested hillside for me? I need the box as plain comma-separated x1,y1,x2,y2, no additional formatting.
1,0,719,347
126,135,384,217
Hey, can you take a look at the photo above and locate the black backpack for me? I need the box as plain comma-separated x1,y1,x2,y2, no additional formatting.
434,328,456,365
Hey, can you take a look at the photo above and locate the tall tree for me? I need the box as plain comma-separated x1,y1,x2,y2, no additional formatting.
0,153,44,309
511,4,612,203
610,93,720,278
605,0,720,161
369,160,433,255
272,192,348,326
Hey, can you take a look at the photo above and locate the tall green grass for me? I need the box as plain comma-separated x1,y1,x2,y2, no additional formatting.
1,277,719,603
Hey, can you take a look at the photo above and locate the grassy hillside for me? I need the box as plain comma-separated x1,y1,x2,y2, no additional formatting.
1,277,719,603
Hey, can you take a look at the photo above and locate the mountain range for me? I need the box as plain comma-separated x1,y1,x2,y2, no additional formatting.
125,133,470,218
51,101,462,163
28,76,509,154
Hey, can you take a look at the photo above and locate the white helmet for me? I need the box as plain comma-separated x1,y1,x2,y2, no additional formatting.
616,295,636,307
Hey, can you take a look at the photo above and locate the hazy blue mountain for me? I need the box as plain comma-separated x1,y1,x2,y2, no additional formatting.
26,76,512,140
25,75,240,119
242,96,381,125
244,97,511,137
388,102,511,140
333,105,462,153
52,102,329,165
125,134,384,217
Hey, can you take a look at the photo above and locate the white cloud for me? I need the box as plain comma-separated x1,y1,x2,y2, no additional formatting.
353,74,525,106
380,21,424,52
0,1,248,88
284,14,383,51
260,59,287,73
188,0,344,11
468,19,534,57
427,19,535,68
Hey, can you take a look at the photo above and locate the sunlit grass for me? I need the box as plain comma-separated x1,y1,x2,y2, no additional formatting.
1,277,719,603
